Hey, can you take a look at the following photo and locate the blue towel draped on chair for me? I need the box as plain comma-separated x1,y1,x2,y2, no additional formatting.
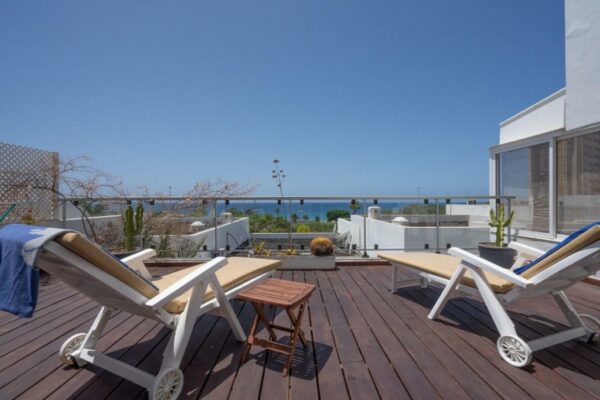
0,224,72,317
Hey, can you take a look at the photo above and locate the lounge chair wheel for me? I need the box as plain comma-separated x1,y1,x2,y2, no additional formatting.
497,335,532,367
59,333,87,366
150,368,184,400
579,314,600,342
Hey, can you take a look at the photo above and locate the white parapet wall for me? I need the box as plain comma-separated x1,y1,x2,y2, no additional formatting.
338,215,490,257
153,217,250,254
446,204,491,227
43,214,122,232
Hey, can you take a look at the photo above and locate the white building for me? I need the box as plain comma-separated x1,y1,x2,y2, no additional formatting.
490,0,600,246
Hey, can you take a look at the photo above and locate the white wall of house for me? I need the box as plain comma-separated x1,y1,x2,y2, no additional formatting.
44,214,121,233
446,204,490,226
565,0,600,131
338,215,489,257
154,217,250,253
491,0,600,248
499,89,566,145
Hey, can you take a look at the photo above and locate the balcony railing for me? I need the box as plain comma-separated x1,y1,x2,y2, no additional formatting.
9,195,509,258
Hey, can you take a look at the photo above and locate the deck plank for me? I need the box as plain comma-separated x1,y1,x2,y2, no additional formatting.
304,271,350,400
315,270,381,399
361,267,503,400
340,269,457,400
326,269,410,400
288,270,319,400
16,312,143,400
258,271,291,400
1,265,600,399
411,284,566,400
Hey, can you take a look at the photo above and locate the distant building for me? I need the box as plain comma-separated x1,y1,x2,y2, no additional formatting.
490,0,600,244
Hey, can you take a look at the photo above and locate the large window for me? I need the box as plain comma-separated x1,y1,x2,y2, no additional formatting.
557,131,600,234
497,143,549,232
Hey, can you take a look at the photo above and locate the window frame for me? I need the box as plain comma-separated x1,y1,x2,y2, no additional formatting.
490,129,559,240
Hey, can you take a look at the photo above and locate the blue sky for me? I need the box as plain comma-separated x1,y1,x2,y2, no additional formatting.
0,0,565,196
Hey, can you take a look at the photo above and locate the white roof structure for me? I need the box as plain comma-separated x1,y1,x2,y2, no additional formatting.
498,0,600,146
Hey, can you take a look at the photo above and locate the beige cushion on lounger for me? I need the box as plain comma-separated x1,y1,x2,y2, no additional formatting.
378,252,516,294
55,232,160,300
54,232,280,314
153,257,282,313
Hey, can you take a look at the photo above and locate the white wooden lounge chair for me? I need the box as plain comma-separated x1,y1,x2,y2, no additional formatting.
35,232,280,400
379,223,600,368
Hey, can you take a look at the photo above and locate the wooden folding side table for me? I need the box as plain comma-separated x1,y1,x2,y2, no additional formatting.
237,278,316,376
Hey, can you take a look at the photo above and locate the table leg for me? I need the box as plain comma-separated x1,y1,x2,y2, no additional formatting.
252,302,277,341
285,306,307,348
241,311,260,363
283,301,307,376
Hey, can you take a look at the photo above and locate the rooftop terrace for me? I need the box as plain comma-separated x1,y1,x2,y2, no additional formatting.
1,265,600,399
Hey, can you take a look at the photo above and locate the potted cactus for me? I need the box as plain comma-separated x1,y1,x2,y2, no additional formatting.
123,202,144,252
310,237,335,256
477,204,517,268
251,236,336,270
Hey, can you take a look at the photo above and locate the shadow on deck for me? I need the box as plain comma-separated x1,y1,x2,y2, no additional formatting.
1,266,600,399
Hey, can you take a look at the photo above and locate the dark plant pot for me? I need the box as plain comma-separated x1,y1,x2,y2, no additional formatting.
477,243,517,268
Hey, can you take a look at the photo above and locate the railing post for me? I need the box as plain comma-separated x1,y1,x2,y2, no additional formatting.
435,198,440,254
288,199,293,250
213,200,218,257
61,199,67,229
362,200,368,258
506,197,512,244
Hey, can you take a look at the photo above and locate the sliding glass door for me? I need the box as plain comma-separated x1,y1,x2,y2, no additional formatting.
557,131,600,234
497,143,549,232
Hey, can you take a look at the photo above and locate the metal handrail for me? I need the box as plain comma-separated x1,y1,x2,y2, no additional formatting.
61,195,515,202
54,194,514,258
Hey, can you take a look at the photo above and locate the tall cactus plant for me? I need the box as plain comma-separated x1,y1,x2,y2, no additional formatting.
124,202,144,251
489,204,514,247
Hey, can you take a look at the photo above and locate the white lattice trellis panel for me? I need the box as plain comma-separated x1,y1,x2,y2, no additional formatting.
0,142,59,223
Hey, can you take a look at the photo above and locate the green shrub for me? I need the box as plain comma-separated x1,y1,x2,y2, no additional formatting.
326,209,350,222
400,204,446,215
296,224,310,233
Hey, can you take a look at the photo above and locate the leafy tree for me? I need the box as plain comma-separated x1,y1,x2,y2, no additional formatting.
326,209,350,222
302,214,309,221
227,208,244,217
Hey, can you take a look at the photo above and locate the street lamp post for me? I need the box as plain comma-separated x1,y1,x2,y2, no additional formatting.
272,159,292,249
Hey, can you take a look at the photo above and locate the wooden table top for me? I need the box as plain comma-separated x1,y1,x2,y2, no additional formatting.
237,278,316,307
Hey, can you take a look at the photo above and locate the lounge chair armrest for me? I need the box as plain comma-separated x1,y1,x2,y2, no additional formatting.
121,249,156,280
145,257,228,308
448,247,530,287
507,242,545,258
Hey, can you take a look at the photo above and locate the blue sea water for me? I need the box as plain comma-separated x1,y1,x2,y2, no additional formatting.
150,200,463,220
215,201,410,220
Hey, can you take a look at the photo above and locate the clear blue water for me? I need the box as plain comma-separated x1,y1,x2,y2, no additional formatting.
150,200,464,220
215,201,409,220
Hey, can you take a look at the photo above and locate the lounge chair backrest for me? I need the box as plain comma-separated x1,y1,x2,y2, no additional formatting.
46,232,192,316
517,224,600,280
54,232,160,298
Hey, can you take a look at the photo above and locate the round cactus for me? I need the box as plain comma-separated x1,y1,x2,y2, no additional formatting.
310,237,334,256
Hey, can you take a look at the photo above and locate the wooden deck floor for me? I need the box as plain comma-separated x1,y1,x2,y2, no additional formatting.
2,266,600,399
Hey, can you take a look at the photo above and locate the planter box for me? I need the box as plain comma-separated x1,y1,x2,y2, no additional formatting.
276,255,335,270
265,255,336,270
